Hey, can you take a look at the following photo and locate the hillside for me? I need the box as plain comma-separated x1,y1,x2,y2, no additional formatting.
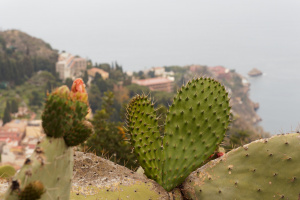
0,30,57,60
0,30,269,156
0,30,58,85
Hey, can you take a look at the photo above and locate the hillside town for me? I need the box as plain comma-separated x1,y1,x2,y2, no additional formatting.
0,46,261,170
0,119,44,169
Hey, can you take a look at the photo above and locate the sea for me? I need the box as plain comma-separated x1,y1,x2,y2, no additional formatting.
237,65,300,135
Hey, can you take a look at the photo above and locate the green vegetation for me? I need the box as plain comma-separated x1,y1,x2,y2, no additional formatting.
0,165,16,178
2,30,295,200
0,30,58,86
86,91,137,169
0,30,268,178
2,101,11,125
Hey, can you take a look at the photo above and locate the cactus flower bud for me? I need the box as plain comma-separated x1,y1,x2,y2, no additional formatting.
70,78,88,104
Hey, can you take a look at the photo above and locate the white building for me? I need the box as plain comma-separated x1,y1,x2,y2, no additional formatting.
147,67,175,80
56,53,87,80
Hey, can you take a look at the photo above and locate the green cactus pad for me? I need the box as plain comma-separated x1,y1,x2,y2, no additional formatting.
4,137,73,200
42,86,89,140
64,120,94,147
183,133,300,199
126,95,162,184
126,78,231,191
162,77,230,191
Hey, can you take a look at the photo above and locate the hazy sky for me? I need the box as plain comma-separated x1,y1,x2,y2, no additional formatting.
1,0,300,133
1,0,300,73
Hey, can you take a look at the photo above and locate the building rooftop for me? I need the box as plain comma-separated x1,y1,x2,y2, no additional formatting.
132,77,173,86
25,126,43,138
88,68,109,78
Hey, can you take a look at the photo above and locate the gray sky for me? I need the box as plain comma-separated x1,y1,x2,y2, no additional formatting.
1,0,300,133
1,0,300,72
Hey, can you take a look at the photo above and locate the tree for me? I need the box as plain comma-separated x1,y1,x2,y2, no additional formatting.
22,56,34,78
92,74,114,93
29,91,43,107
5,101,11,113
97,63,110,72
82,70,89,84
10,99,18,113
137,71,145,79
148,70,155,78
86,92,137,169
126,84,150,98
65,78,73,90
88,84,102,112
3,101,12,125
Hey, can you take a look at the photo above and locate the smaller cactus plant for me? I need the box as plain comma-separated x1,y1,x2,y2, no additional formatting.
4,78,93,200
126,77,231,191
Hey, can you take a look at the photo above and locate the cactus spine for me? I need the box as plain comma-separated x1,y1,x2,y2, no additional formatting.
5,79,93,200
126,77,231,191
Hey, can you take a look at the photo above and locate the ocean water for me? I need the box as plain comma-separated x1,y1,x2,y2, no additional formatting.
240,66,300,135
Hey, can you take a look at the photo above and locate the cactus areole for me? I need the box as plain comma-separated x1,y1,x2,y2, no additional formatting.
126,77,231,191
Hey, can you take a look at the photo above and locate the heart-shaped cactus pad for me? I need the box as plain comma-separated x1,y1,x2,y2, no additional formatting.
126,77,231,191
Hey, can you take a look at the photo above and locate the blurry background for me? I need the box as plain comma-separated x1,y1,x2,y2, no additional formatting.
0,0,299,169
2,0,298,134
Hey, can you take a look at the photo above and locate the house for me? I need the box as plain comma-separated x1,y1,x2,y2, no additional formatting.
56,52,87,80
0,120,26,144
189,65,207,73
1,143,25,169
147,67,175,80
87,68,109,80
132,77,174,92
209,66,231,80
0,120,43,169
13,107,29,118
152,67,165,76
25,120,43,138
87,68,109,86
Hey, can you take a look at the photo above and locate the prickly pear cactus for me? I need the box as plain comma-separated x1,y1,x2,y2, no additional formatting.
5,79,93,200
126,95,163,184
182,133,300,199
162,77,230,191
5,137,73,200
42,82,90,145
126,77,231,191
